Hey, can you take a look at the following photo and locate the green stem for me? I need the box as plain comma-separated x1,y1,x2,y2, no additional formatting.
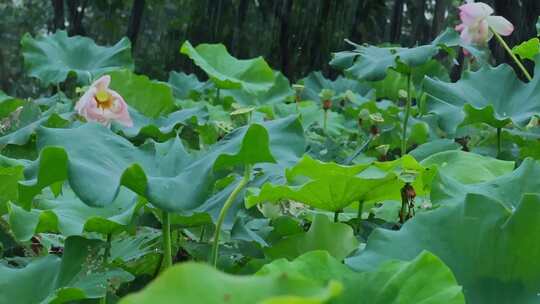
401,72,412,157
161,211,173,271
100,233,112,304
491,28,533,81
216,88,221,103
199,225,206,242
211,165,252,267
356,200,364,233
323,110,328,133
334,211,340,223
496,127,502,157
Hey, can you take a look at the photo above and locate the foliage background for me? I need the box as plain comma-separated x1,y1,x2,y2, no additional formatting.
1,0,539,97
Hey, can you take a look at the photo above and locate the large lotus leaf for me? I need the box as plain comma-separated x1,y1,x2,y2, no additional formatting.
8,186,140,241
168,71,209,99
114,105,208,140
222,72,293,106
431,28,489,62
21,31,133,86
409,139,461,161
432,158,540,210
420,151,514,184
108,69,175,118
331,42,439,81
0,165,23,214
274,101,346,137
181,41,275,93
0,92,25,119
119,262,340,304
264,214,359,261
247,154,433,212
422,57,540,134
300,71,373,102
258,250,465,304
18,117,300,213
0,236,133,303
0,102,72,147
346,192,540,304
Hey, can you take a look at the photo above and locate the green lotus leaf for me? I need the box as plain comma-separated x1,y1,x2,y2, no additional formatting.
512,38,540,61
422,57,540,134
108,69,175,118
247,154,433,212
0,165,23,214
180,41,275,93
8,186,141,241
300,71,373,102
22,31,133,86
18,117,300,214
431,28,488,62
409,139,460,161
114,105,208,140
119,260,341,304
264,214,359,261
420,151,514,184
432,158,539,210
331,42,439,81
222,72,293,106
346,192,540,303
0,101,72,147
258,250,465,304
168,71,209,99
274,101,346,136
0,236,133,303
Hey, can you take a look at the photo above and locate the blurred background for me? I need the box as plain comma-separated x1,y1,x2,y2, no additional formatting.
1,0,539,96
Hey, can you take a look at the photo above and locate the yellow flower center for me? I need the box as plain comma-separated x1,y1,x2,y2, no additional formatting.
95,90,113,109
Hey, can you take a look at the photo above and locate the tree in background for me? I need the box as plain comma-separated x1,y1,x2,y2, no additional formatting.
1,0,537,97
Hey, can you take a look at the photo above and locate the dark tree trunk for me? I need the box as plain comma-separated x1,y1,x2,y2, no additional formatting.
232,0,249,57
51,0,65,31
126,0,145,49
350,0,367,43
279,0,293,78
66,0,87,36
310,0,332,70
390,0,405,43
409,0,427,45
431,0,447,40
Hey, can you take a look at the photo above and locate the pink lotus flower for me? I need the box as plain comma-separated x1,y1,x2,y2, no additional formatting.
455,1,514,45
75,75,133,127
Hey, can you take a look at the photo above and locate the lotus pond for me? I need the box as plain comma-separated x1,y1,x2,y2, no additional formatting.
1,2,540,303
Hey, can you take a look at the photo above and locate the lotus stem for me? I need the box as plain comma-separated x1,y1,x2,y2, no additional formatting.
491,28,533,82
162,211,173,271
323,110,328,133
401,72,412,156
496,127,502,158
356,200,364,233
211,165,252,267
334,210,340,223
100,233,112,304
216,88,221,103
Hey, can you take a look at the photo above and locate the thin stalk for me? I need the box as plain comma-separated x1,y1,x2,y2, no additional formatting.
100,233,112,304
199,225,206,242
496,127,502,157
491,28,533,81
211,165,252,267
161,211,173,271
356,200,364,233
323,110,328,133
401,72,412,156
216,88,221,103
334,211,340,223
